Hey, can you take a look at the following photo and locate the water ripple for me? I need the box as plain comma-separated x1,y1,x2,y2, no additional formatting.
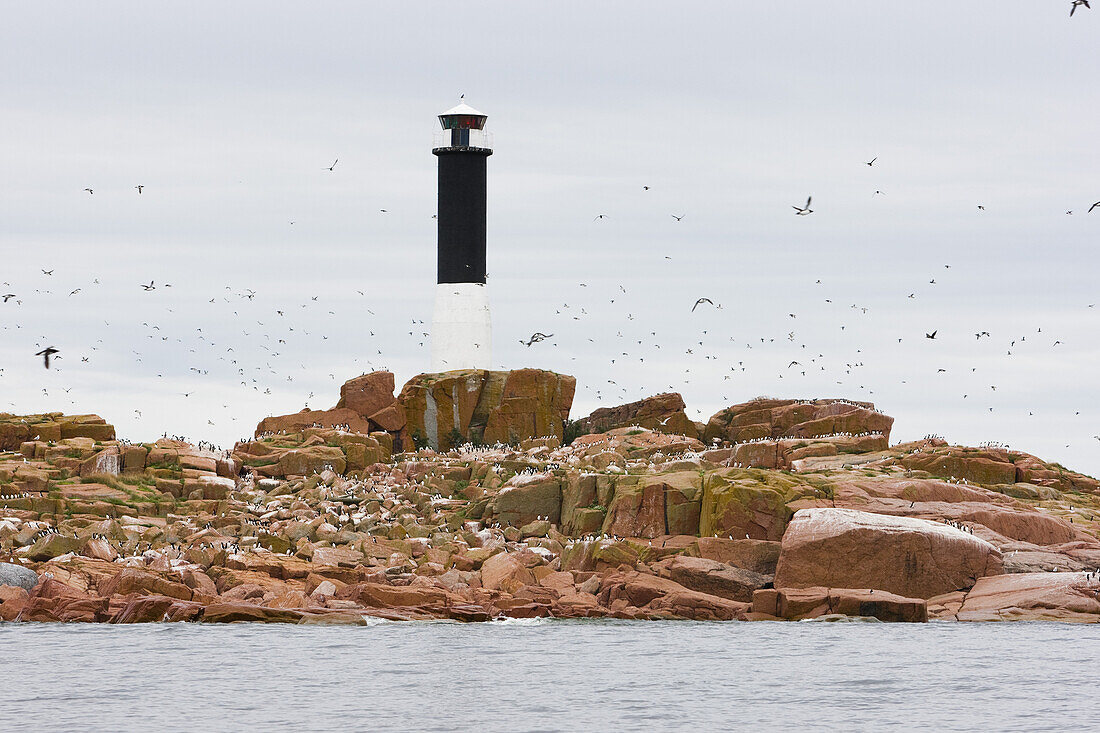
1,621,1097,732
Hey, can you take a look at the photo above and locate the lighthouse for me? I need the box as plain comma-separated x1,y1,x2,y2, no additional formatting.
431,100,493,372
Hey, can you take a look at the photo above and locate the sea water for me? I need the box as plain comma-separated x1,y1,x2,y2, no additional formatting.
1,619,1096,732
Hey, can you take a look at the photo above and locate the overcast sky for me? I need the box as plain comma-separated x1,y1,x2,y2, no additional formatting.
1,2,1097,474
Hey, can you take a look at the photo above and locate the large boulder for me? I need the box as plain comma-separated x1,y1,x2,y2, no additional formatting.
24,533,86,561
399,369,575,449
575,393,697,438
774,508,1003,599
336,371,397,420
699,470,815,541
276,446,347,476
704,399,893,444
691,538,782,576
603,482,667,538
492,475,562,527
651,556,771,602
767,586,928,622
0,562,38,591
480,552,536,591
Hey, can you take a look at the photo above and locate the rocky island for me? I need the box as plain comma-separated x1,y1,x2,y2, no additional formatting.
2,369,1098,625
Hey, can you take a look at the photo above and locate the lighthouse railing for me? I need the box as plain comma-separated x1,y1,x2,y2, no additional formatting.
433,129,493,151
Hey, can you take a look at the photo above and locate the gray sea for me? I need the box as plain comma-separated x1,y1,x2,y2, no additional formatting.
1,619,1096,732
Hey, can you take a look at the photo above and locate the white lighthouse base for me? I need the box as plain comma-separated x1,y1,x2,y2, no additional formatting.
431,282,492,372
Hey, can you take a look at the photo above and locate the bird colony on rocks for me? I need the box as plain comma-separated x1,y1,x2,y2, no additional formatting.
1,369,1099,625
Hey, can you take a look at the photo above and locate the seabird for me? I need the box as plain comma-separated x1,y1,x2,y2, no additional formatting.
36,346,59,369
522,333,552,347
692,297,715,312
793,196,813,215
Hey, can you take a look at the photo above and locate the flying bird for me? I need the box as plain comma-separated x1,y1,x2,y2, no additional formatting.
593,214,608,221
671,214,684,221
36,347,59,369
135,185,144,194
522,332,553,347
1,294,15,303
1088,200,1100,213
692,297,715,312
793,196,813,215
141,281,155,291
83,188,93,195
1070,0,1090,16
925,330,938,340
865,157,877,167
327,159,339,171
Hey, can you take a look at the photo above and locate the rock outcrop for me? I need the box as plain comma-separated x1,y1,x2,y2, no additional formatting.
574,393,697,438
256,371,406,439
1,397,1097,625
1,413,115,451
704,398,893,444
399,369,575,449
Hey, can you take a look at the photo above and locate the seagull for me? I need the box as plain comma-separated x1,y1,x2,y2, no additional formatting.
692,297,715,312
326,159,339,171
83,188,93,195
865,157,877,167
793,196,813,215
1,294,15,303
68,289,80,296
141,281,155,291
925,330,938,340
135,185,144,194
593,214,608,221
41,269,53,276
1070,0,1090,16
1089,200,1100,213
522,332,553,347
671,214,684,221
36,347,59,369
977,205,985,211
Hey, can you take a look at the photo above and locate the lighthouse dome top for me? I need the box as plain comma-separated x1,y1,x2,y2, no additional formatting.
439,100,487,130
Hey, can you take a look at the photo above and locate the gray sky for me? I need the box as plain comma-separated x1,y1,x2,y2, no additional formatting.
1,1,1097,475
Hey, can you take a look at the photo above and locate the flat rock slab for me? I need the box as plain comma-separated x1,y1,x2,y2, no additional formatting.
955,572,1100,622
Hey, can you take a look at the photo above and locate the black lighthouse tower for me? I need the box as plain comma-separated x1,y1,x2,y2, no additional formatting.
430,101,493,371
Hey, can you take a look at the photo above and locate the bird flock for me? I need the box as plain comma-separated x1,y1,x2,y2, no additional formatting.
2,33,1098,477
